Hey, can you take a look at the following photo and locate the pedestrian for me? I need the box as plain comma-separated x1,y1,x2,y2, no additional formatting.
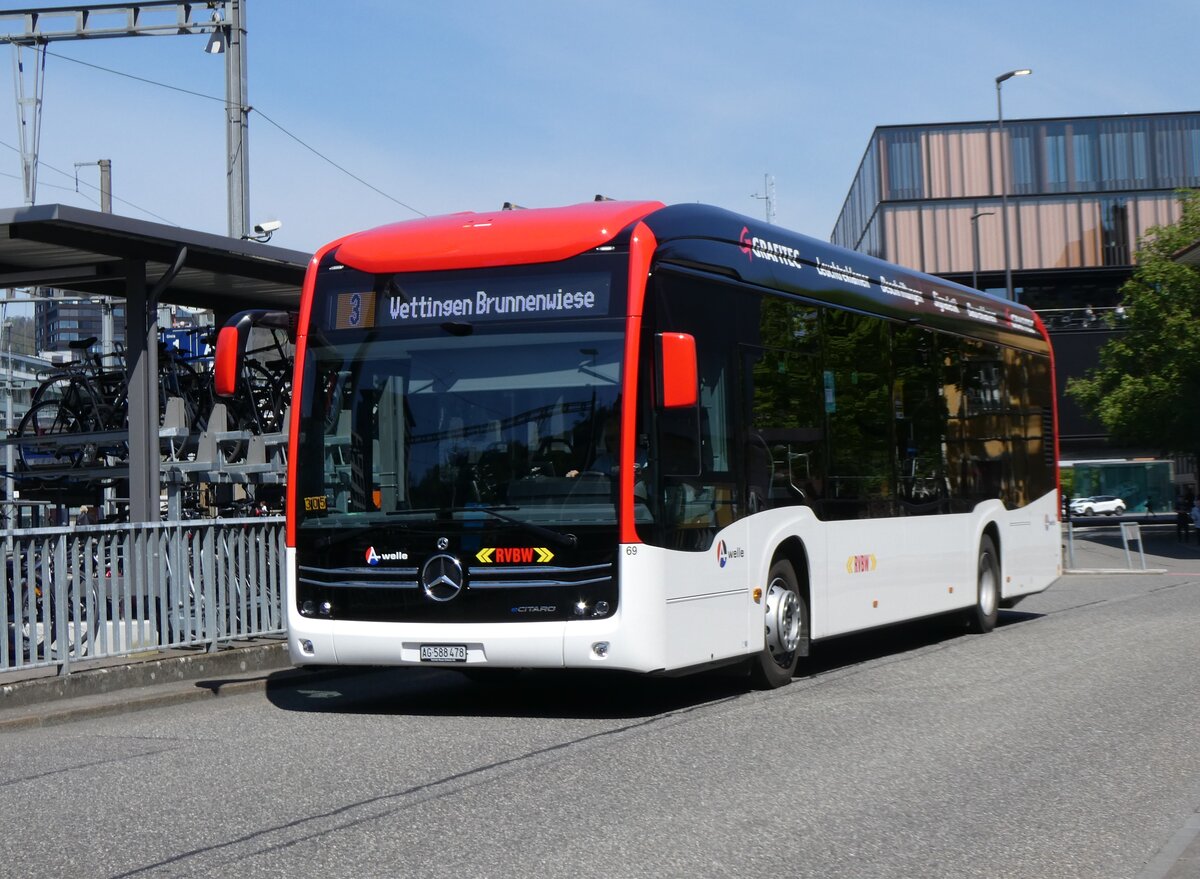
1192,500,1200,539
1177,498,1191,542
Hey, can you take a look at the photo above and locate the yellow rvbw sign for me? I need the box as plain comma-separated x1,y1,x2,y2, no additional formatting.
476,547,555,564
846,554,877,574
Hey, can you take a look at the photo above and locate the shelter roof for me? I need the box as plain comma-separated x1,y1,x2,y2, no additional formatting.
0,203,307,310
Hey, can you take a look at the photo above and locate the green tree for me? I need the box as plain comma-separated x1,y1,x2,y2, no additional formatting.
1067,190,1200,462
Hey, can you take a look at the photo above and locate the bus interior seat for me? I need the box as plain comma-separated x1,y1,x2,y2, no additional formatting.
533,437,573,477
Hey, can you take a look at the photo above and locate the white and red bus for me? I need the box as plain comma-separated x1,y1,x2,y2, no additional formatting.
217,200,1061,687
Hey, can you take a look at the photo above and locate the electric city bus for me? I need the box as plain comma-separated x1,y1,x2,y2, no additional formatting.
216,199,1061,687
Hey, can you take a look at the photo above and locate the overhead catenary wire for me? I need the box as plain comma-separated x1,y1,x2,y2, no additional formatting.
40,48,427,218
0,137,178,224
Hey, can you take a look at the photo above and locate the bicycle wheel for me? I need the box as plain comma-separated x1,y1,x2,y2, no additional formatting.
93,403,130,462
15,399,91,470
244,362,279,434
159,355,203,423
31,373,90,409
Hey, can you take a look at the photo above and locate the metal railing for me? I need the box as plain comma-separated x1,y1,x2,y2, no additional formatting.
1,516,285,674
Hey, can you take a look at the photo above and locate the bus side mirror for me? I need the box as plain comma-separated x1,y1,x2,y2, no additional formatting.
213,309,294,397
213,323,243,397
657,332,698,409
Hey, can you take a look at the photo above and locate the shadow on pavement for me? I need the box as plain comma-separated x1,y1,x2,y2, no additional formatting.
263,609,1042,721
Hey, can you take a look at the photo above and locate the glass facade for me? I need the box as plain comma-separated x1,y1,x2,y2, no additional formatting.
833,112,1200,280
874,191,1180,276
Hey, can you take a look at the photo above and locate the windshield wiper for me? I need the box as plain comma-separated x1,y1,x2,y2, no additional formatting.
472,505,578,549
405,505,578,549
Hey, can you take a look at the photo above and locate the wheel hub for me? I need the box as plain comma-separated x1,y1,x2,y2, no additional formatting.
765,578,801,658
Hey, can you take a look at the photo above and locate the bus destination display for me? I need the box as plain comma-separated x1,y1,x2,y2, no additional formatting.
329,273,612,330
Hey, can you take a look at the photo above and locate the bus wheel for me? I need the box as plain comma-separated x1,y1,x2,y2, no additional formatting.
966,535,1000,634
751,559,805,689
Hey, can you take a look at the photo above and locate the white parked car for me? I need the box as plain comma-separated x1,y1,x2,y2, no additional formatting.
1070,495,1126,516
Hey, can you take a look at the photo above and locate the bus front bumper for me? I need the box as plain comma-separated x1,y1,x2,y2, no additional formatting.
286,614,653,672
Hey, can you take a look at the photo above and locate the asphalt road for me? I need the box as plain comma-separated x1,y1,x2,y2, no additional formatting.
2,538,1198,878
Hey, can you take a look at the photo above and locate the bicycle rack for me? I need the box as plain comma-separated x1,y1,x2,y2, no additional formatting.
9,329,293,520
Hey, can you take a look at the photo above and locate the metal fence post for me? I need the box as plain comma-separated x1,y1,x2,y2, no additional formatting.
54,531,69,675
1119,522,1146,570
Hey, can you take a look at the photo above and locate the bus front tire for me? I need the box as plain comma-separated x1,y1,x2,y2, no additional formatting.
750,559,806,689
966,535,1000,634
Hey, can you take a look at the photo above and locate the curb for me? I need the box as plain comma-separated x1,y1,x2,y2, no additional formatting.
0,640,295,730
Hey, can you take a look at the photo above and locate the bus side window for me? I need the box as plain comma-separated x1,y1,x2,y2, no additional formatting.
658,408,701,476
741,299,824,518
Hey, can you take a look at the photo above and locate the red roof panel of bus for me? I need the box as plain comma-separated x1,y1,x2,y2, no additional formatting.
333,200,665,273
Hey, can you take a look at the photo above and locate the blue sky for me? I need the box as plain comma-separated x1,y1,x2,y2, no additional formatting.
0,0,1195,254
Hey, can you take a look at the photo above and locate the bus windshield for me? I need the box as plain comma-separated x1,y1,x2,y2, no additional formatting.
295,326,628,532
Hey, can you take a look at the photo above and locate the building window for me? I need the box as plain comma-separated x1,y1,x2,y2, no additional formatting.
1101,198,1130,266
1009,124,1036,195
1071,127,1096,188
1044,131,1068,193
883,132,924,200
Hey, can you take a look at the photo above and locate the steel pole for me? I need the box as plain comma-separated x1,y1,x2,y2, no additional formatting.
225,0,249,239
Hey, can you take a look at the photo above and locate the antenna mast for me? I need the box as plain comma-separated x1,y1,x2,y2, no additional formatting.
751,173,776,224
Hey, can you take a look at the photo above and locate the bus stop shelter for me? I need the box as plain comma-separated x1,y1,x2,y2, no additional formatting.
0,202,308,522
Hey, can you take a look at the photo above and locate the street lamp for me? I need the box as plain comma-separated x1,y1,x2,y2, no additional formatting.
995,68,1032,302
970,211,995,290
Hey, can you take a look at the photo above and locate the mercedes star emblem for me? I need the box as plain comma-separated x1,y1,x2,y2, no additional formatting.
421,553,464,602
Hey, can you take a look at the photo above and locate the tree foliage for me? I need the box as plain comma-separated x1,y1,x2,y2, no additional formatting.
1066,190,1200,458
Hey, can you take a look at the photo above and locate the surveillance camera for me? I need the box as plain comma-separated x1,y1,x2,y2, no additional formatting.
253,219,282,235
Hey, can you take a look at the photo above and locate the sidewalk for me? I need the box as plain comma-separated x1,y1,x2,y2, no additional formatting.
1064,520,1200,575
0,637,298,731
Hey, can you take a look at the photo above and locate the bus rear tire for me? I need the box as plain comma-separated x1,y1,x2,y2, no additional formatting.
966,535,1000,634
750,559,806,689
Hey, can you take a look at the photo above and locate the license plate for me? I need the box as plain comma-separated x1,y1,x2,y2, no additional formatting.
420,644,467,663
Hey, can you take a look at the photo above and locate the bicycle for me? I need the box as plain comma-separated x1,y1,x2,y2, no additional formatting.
15,337,129,472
